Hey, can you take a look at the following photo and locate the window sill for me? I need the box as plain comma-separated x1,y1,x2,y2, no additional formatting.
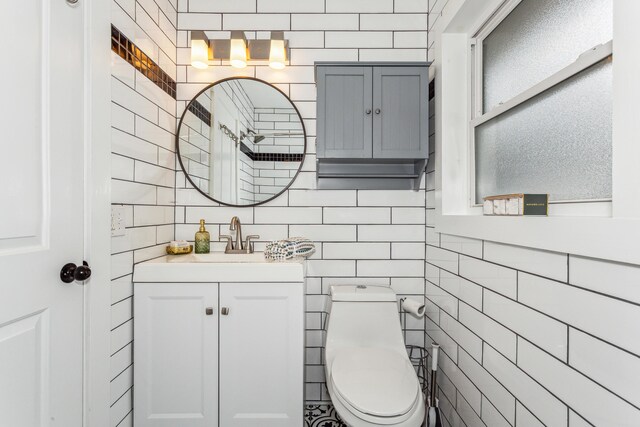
434,211,640,265
470,200,612,217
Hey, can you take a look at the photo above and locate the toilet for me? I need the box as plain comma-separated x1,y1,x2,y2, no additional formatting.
324,285,425,427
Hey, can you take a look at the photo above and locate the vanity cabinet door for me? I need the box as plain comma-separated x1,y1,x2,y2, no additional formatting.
372,66,429,159
219,282,304,427
134,283,218,427
317,66,373,158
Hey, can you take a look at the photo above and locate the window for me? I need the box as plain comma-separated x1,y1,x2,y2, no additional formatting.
435,0,640,263
472,0,613,203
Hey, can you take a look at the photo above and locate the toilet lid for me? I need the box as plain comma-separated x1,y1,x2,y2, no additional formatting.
330,348,420,417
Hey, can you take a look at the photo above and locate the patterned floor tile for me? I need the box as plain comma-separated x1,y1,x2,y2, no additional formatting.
305,404,348,427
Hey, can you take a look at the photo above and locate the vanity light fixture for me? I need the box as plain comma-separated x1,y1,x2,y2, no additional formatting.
229,31,248,69
190,30,210,69
269,31,287,70
189,31,290,70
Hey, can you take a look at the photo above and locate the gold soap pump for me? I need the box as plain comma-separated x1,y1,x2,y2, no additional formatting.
194,219,210,254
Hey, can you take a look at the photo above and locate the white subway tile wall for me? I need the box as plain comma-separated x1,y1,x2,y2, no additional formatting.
111,0,177,425
425,5,640,422
108,0,640,425
173,0,431,404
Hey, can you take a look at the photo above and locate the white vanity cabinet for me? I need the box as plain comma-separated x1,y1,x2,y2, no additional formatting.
219,283,304,426
133,255,306,427
134,283,219,427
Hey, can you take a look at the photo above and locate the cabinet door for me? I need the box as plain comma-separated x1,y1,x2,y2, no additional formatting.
373,67,429,159
317,66,373,158
134,283,218,427
219,282,304,427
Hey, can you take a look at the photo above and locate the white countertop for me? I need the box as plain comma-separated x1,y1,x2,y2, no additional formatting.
133,252,306,283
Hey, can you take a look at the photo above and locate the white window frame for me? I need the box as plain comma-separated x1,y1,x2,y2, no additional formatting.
433,0,640,264
470,0,613,208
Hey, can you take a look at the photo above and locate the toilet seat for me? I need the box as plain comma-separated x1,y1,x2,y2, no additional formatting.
329,348,420,423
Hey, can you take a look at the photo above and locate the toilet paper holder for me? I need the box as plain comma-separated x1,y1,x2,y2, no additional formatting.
399,298,430,394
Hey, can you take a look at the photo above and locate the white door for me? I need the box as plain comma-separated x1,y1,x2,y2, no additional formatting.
0,1,86,426
134,283,219,427
219,283,304,427
211,88,239,204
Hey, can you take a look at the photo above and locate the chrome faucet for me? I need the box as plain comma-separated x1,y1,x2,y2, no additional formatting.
220,216,259,254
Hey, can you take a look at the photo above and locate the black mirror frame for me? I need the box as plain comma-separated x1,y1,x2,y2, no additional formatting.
176,77,307,207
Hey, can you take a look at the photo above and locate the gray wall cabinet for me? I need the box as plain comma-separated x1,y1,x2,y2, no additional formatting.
373,67,428,159
317,66,373,158
315,62,430,190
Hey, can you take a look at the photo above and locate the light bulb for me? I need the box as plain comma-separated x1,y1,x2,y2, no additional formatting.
230,37,247,69
269,39,286,70
190,37,209,69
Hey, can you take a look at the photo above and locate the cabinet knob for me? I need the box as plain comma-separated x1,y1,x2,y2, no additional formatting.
205,307,214,315
365,109,372,115
221,307,230,316
375,108,381,115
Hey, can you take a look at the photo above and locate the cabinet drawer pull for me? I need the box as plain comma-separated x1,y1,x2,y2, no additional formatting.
375,108,381,114
205,307,214,315
221,307,230,315
365,109,372,115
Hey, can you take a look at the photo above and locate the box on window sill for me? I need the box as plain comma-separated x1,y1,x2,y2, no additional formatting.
482,194,548,216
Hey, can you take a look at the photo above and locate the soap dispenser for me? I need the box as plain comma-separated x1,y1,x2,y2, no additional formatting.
194,219,210,254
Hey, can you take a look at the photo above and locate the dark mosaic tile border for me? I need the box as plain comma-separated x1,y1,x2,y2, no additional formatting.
305,405,347,427
187,100,212,127
111,25,177,99
240,142,304,162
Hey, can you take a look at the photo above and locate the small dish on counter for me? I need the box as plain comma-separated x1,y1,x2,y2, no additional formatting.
165,245,193,255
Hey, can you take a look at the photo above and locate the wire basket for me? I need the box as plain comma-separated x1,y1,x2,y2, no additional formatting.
406,345,429,395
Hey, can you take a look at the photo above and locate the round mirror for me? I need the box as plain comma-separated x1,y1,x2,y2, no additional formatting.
177,77,306,206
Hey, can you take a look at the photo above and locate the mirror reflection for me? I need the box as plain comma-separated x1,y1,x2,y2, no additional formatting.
177,78,306,206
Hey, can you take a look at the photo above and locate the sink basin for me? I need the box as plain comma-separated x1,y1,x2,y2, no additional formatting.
167,252,267,263
134,252,305,283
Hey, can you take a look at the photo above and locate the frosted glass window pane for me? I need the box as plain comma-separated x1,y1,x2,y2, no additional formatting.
483,0,612,112
475,59,611,203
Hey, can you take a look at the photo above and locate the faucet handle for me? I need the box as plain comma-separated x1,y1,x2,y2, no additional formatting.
245,235,260,253
219,235,234,252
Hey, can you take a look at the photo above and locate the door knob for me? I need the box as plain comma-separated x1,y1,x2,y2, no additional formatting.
375,108,381,114
365,109,372,115
60,261,91,283
221,307,230,315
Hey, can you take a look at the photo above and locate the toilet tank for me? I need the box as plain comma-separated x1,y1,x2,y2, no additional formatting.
330,284,398,302
325,286,407,364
